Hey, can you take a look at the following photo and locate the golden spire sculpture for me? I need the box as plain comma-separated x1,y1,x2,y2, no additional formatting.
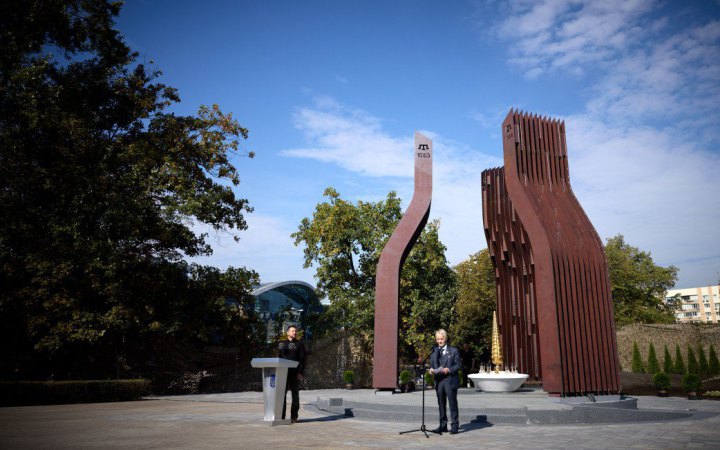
491,310,503,373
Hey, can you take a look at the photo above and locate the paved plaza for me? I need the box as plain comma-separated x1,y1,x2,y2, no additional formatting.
2,388,720,449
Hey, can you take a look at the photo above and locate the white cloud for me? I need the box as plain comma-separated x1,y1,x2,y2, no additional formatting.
281,98,502,267
495,0,657,77
566,115,720,287
587,19,720,132
492,1,720,140
426,134,503,264
487,1,720,287
282,100,413,178
188,213,313,284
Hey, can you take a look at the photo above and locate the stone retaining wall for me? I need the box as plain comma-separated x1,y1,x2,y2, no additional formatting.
301,323,720,389
616,324,720,370
303,331,373,389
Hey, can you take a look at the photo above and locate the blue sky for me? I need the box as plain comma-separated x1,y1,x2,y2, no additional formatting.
117,0,720,289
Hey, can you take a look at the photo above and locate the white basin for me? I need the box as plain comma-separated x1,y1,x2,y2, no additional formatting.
467,372,529,392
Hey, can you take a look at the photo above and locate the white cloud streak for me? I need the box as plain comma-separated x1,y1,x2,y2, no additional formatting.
282,99,502,267
494,1,720,137
490,0,720,286
282,98,413,178
188,213,311,283
567,115,720,287
587,19,720,135
495,0,657,78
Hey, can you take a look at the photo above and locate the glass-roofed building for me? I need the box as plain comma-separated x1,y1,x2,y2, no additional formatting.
252,281,323,342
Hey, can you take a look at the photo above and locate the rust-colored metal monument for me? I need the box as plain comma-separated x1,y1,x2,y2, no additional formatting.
481,110,621,396
373,132,432,390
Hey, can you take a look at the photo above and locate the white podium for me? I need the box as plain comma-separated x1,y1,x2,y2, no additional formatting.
251,357,299,425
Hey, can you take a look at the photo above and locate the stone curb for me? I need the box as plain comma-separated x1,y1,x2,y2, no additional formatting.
311,396,699,425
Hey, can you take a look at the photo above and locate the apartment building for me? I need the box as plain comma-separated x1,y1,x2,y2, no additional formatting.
665,285,720,324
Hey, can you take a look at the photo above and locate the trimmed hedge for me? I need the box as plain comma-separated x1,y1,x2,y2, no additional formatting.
631,341,644,373
424,371,434,387
682,373,702,393
646,343,660,374
652,372,671,390
662,345,673,374
674,344,686,374
0,379,151,407
342,370,355,384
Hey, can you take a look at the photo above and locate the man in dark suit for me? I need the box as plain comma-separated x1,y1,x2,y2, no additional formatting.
277,324,306,423
429,328,460,434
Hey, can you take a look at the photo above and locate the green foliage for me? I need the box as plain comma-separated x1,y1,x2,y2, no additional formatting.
292,187,399,349
451,249,496,364
399,369,413,384
604,235,678,326
687,346,699,375
342,370,355,384
399,221,457,360
652,372,671,391
697,345,709,377
292,188,456,361
0,1,260,380
424,371,434,387
646,343,660,374
662,345,673,374
673,344,686,374
631,342,645,373
682,373,701,393
709,344,720,376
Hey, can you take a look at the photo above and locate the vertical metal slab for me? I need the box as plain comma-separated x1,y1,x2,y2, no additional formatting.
373,132,432,390
481,110,620,396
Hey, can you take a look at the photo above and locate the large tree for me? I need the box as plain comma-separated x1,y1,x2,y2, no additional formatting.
292,187,456,361
605,235,678,326
398,219,457,358
451,249,496,362
0,1,260,379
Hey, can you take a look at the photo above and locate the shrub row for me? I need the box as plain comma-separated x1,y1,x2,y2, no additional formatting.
631,342,720,377
0,379,151,407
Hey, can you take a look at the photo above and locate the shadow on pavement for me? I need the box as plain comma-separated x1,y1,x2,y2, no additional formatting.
298,413,349,423
459,421,495,433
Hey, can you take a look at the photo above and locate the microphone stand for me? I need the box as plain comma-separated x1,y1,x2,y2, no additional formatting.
400,348,439,438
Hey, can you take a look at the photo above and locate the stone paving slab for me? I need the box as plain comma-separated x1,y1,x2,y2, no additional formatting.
309,389,704,424
1,389,720,449
152,387,719,424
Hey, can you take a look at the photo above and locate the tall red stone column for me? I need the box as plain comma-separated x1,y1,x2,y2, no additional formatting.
373,132,432,390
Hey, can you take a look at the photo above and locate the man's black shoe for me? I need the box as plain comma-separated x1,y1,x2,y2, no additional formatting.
450,429,459,434
431,427,447,434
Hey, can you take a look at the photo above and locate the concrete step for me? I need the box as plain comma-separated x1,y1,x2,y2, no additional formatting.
311,396,695,425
